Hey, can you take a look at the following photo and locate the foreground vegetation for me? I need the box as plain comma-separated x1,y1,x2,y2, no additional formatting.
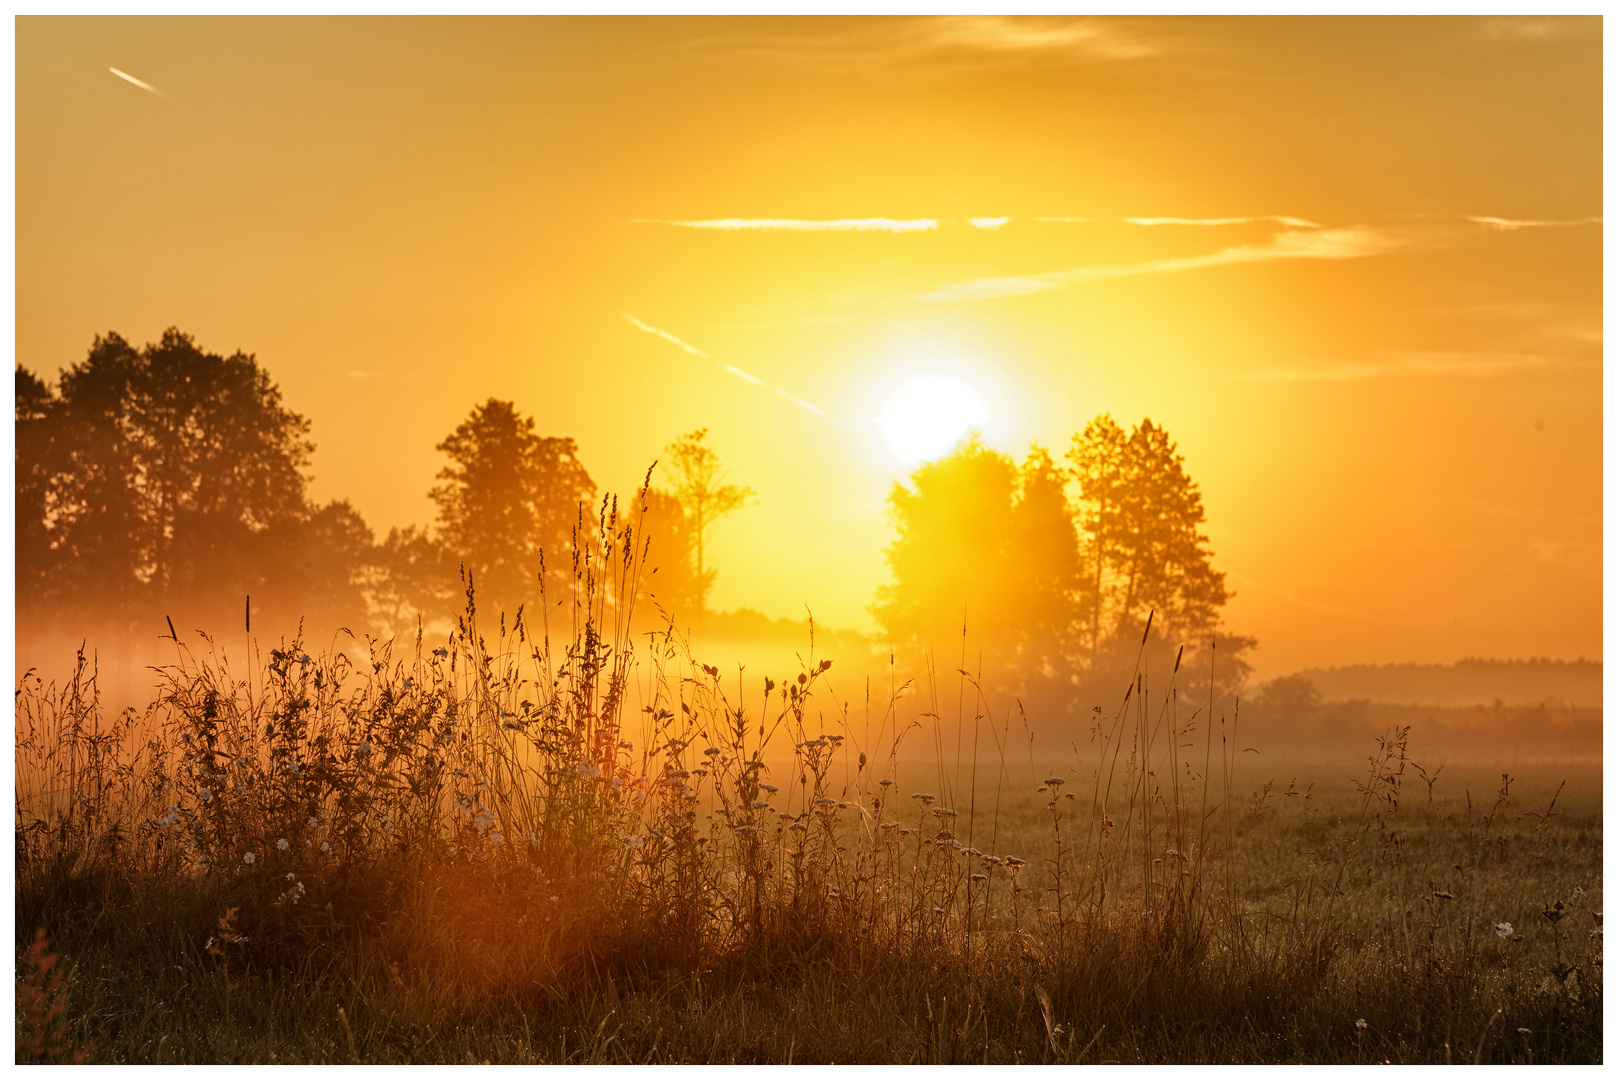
15,503,1602,1064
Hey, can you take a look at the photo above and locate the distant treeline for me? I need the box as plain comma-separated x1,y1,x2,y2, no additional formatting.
1234,696,1600,763
1282,658,1602,709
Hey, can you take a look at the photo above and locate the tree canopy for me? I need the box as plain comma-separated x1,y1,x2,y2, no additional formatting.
874,419,1251,712
15,329,343,637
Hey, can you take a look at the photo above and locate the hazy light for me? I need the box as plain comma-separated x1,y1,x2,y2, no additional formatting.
970,217,1011,229
881,376,986,461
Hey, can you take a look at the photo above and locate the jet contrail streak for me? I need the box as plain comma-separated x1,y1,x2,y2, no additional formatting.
109,67,162,95
622,312,843,427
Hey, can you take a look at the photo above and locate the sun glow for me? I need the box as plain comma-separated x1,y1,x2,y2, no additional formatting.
881,375,987,462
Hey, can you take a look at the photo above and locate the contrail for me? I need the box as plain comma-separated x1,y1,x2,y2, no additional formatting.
621,313,842,426
109,67,162,95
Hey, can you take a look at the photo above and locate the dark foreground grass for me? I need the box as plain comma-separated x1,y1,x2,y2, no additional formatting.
15,499,1603,1064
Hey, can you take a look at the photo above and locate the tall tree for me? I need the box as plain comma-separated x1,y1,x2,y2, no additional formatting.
873,435,1082,703
660,428,753,613
18,330,318,624
633,487,705,620
428,398,597,617
1066,417,1232,656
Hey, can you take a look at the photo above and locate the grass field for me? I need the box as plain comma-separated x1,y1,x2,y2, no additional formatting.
14,524,1603,1064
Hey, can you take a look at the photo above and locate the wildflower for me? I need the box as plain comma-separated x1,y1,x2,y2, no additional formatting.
433,646,448,658
322,841,333,854
932,807,959,818
814,797,837,807
1518,1027,1532,1035
911,793,936,804
880,821,898,830
491,833,504,845
963,847,982,857
761,784,779,795
1495,922,1514,938
982,855,1003,865
1434,890,1454,901
668,769,691,779
276,838,289,851
778,813,794,822
1005,857,1026,868
308,816,319,828
899,828,912,837
626,834,644,849
550,896,559,903
751,800,771,810
704,747,720,757
1355,1019,1368,1031
1044,777,1065,787
932,906,945,915
827,888,841,899
935,830,955,841
242,852,257,865
971,873,988,883
1166,848,1181,860
1102,817,1115,829
576,762,601,778
287,872,297,881
790,822,807,831
878,778,894,787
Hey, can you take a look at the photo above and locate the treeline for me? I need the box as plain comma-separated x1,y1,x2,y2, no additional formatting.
15,330,736,662
18,328,1255,724
1240,675,1601,761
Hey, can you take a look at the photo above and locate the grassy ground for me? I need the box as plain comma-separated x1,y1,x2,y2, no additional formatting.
14,520,1603,1063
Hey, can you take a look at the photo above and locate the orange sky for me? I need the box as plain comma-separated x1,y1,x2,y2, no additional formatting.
15,16,1603,679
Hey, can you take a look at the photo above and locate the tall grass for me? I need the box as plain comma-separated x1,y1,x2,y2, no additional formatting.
14,488,1603,1063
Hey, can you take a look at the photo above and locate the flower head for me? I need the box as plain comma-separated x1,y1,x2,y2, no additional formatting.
1355,1018,1368,1031
276,838,289,851
1495,921,1514,938
242,852,257,865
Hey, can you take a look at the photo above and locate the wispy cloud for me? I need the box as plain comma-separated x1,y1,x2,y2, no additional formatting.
621,313,840,424
631,217,938,234
1231,351,1592,383
681,16,1165,71
1125,215,1320,228
1034,216,1090,224
1465,215,1602,231
917,227,1398,303
109,67,162,95
969,217,1011,230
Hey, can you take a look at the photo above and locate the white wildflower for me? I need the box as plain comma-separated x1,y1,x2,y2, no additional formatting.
242,852,257,865
1495,922,1514,938
276,838,289,851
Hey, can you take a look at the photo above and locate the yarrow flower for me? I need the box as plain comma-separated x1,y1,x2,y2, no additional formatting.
1355,1019,1368,1031
242,852,257,865
276,838,289,851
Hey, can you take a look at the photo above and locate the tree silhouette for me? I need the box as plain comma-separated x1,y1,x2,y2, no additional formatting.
873,434,1081,703
15,330,328,637
1066,416,1233,662
660,428,753,613
875,419,1251,714
428,398,596,617
634,487,705,620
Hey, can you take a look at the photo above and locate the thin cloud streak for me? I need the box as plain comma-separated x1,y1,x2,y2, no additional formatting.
1465,215,1602,231
1126,215,1320,228
109,67,162,95
632,217,937,233
680,16,1165,71
969,217,1011,230
916,227,1399,303
1231,352,1592,383
621,313,841,425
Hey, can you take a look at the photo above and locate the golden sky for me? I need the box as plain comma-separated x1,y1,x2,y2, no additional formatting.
16,16,1603,678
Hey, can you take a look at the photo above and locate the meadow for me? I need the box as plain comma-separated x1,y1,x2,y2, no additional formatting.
14,509,1603,1064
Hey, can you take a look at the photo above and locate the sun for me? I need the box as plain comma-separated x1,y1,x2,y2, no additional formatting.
881,375,987,462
